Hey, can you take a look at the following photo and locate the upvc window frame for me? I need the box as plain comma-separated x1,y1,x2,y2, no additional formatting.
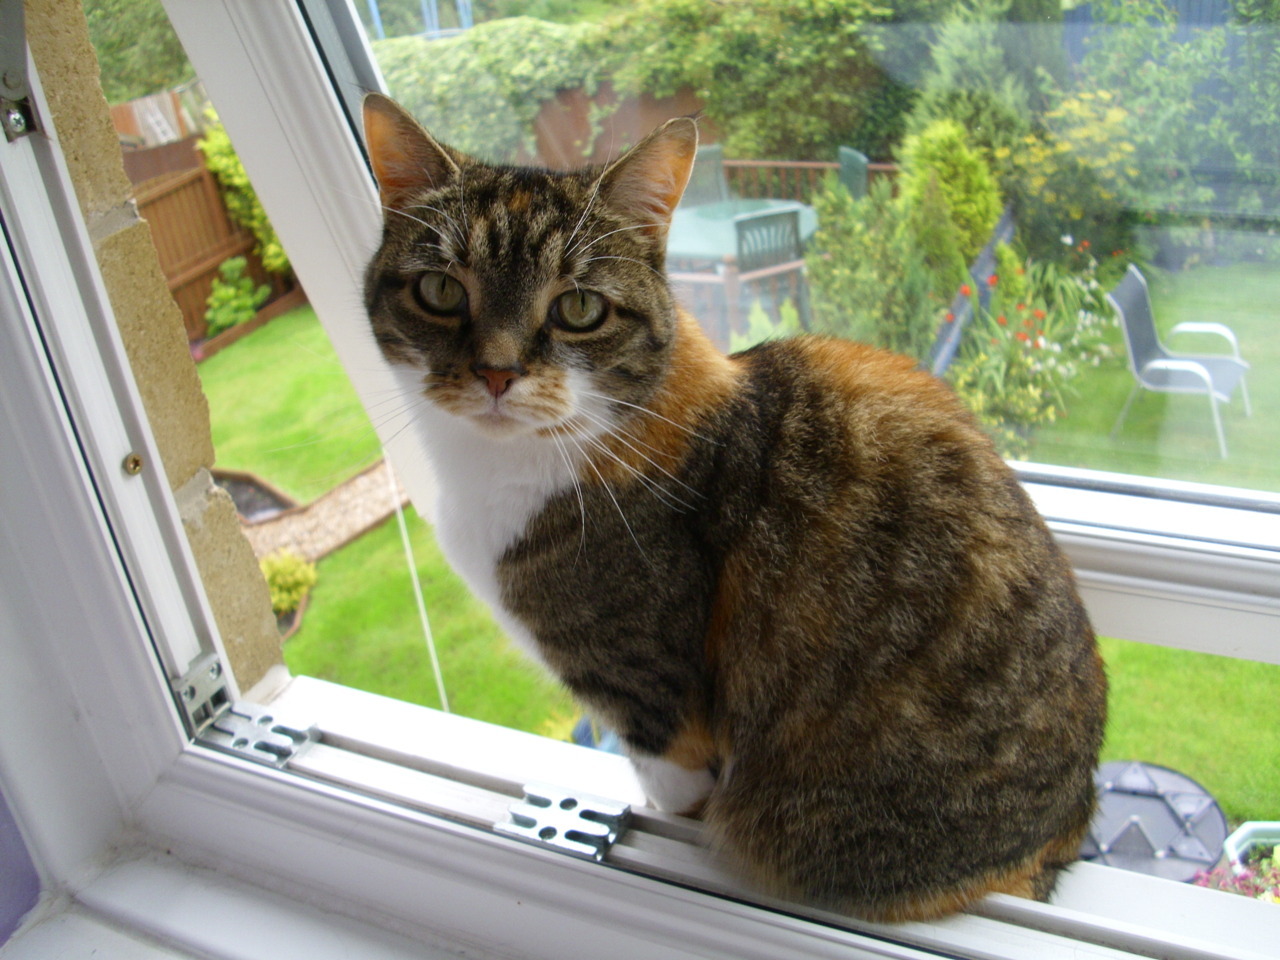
3,2,1278,958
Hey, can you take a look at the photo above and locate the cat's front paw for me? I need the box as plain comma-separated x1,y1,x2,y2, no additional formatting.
629,753,715,816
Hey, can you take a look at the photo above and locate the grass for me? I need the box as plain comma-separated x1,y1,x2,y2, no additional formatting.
1027,261,1280,493
285,507,577,736
197,306,383,502
1099,637,1280,825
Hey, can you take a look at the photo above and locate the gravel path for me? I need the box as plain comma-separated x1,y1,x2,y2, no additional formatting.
241,459,409,562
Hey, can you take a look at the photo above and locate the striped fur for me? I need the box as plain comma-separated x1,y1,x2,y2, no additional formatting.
362,94,1107,922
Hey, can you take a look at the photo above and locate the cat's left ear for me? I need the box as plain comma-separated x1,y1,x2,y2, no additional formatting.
597,117,698,239
362,92,463,211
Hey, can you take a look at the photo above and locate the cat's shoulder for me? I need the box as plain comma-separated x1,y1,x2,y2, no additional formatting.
733,334,963,417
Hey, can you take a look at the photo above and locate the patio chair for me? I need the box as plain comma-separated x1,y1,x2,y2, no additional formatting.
837,146,869,200
680,143,730,206
1107,264,1251,459
733,207,812,331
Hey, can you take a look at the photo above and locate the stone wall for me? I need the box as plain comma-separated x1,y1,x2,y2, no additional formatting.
26,0,283,691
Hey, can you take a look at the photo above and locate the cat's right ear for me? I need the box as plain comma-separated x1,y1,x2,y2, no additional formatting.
362,93,462,211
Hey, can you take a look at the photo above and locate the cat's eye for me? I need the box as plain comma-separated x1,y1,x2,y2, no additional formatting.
415,271,466,314
552,289,607,332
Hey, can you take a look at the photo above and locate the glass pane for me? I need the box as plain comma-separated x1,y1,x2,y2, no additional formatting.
361,0,1278,496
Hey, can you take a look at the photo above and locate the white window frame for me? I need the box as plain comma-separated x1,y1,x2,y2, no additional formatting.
2,3,1278,958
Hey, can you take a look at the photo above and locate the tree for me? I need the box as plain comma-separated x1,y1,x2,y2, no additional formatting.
84,0,194,104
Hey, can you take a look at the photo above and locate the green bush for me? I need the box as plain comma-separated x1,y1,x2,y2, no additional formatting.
947,242,1116,457
905,0,1033,178
611,0,917,161
204,256,269,338
374,18,608,162
806,176,941,361
259,549,318,616
198,115,291,275
898,118,1002,261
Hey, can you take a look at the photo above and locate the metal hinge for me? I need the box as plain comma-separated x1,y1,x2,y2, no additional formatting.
172,652,316,769
496,783,631,862
0,0,39,141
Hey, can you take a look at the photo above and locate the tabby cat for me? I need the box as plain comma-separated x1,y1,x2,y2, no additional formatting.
361,92,1107,922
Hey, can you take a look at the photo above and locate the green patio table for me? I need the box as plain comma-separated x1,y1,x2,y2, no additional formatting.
667,198,818,264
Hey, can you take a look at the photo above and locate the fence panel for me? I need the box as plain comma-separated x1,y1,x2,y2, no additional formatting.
135,166,277,340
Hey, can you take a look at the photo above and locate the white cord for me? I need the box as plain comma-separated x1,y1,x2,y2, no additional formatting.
383,455,450,713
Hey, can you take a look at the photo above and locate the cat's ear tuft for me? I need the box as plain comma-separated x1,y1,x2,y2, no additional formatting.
363,93,462,211
597,117,698,239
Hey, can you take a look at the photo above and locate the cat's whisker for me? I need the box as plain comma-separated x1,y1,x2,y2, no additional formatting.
547,429,588,562
562,430,653,565
570,424,696,513
572,406,702,501
577,388,716,444
571,222,654,258
578,254,665,282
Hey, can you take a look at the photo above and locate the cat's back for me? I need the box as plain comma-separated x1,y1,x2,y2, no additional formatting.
693,334,1106,920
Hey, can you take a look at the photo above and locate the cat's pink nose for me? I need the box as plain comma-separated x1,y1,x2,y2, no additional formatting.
473,365,521,398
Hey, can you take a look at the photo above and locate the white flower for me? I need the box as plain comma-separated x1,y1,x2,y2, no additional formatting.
1061,234,1074,246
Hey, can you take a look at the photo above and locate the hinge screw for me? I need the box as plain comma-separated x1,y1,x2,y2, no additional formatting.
5,109,25,134
122,452,144,475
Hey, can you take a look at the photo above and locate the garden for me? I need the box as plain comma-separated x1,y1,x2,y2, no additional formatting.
189,0,1279,867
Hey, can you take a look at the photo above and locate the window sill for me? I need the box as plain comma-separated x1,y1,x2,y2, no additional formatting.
109,675,1274,960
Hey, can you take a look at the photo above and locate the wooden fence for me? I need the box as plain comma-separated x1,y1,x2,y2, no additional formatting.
134,165,282,341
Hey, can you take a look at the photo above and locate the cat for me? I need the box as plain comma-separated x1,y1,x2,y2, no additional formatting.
360,91,1107,923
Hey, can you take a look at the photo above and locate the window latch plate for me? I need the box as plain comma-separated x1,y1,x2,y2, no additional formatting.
197,701,319,769
496,783,631,862
173,653,316,768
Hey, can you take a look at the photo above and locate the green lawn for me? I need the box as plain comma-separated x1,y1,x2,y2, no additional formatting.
1028,262,1280,493
1099,637,1280,825
197,306,383,502
286,507,577,736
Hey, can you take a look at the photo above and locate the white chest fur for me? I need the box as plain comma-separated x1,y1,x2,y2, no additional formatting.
391,368,591,662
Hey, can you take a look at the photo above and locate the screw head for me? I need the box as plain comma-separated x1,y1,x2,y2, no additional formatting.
5,109,25,134
123,452,144,475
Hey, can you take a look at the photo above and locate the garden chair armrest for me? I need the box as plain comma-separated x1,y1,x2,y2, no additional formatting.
1143,358,1215,390
1169,321,1242,359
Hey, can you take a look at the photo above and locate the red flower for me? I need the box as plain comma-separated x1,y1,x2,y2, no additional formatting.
1016,331,1030,342
1023,318,1034,328
1033,308,1046,320
960,284,972,297
990,337,999,345
987,274,998,287
1016,302,1026,311
997,315,1008,326
945,312,955,323
1081,239,1091,249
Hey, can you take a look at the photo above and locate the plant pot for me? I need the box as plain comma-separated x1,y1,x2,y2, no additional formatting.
1224,821,1280,875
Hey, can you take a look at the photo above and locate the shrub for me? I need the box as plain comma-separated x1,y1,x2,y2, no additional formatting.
806,177,941,362
947,242,1116,457
898,118,1002,261
612,0,910,161
259,550,318,616
198,115,291,275
373,18,607,163
729,298,804,353
204,256,269,338
905,0,1033,179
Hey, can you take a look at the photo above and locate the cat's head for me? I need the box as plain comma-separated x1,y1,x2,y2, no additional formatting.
362,93,697,440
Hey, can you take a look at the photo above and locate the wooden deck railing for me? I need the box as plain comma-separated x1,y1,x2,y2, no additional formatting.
723,159,898,203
